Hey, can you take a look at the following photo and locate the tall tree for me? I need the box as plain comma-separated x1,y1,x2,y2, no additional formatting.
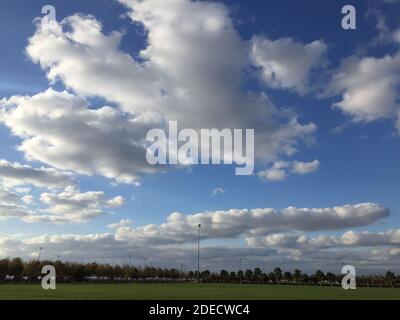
0,259,10,280
273,267,282,282
10,258,24,280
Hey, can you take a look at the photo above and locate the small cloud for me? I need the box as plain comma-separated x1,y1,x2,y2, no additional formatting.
292,160,320,175
107,219,132,229
107,196,125,208
258,161,289,182
212,188,225,196
259,160,320,181
22,195,35,205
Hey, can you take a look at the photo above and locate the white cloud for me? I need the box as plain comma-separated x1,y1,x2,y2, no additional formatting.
24,186,125,223
0,188,30,220
247,229,400,249
292,160,320,175
328,54,400,127
0,184,124,224
107,196,125,208
250,36,327,94
0,159,74,189
0,89,161,185
259,169,287,181
0,0,398,274
212,188,225,196
111,203,388,245
258,160,319,181
107,219,132,229
25,14,160,113
367,10,392,45
21,195,34,205
1,1,319,183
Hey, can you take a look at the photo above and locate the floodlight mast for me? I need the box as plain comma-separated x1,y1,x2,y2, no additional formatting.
197,224,201,283
38,247,44,261
239,258,243,284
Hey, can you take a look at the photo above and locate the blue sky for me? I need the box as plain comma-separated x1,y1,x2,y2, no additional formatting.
0,0,400,273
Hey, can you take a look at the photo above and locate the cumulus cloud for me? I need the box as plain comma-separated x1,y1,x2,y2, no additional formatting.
25,14,159,113
0,188,31,220
257,161,289,181
111,203,389,245
107,196,125,208
292,160,320,175
23,186,125,223
250,36,327,94
0,0,320,183
0,184,124,224
247,229,400,249
328,54,400,127
0,89,161,185
0,159,74,189
258,160,320,181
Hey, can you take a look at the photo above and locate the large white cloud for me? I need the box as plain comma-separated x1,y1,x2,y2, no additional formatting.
250,36,327,94
1,0,319,182
328,54,400,127
111,203,389,245
25,14,159,113
0,89,162,184
119,0,317,161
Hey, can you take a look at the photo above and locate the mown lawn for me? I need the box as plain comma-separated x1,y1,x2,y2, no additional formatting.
0,283,399,300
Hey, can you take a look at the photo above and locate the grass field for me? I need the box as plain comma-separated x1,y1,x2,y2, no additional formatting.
0,283,399,300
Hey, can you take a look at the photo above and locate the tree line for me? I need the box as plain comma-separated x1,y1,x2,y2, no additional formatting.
0,258,399,288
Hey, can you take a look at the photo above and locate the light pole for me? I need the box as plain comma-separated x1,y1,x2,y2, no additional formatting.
239,258,243,284
56,255,61,261
38,247,44,261
128,254,132,267
197,224,201,283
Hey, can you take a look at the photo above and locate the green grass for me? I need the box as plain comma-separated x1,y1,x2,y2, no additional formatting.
0,283,399,300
